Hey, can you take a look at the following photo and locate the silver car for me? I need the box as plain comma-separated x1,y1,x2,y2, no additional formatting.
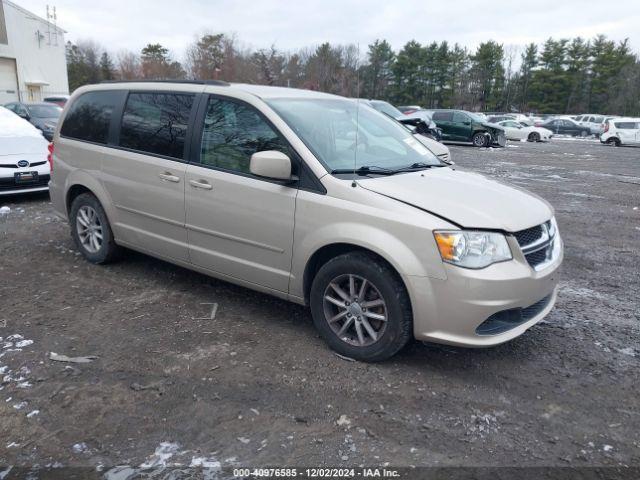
49,81,563,361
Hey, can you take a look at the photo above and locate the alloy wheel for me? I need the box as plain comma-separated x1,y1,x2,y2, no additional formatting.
322,274,388,347
76,205,103,253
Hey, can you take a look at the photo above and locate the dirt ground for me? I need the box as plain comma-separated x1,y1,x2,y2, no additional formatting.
0,137,638,476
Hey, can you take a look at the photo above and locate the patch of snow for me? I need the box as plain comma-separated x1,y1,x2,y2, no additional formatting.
237,437,250,444
26,410,39,418
603,445,614,452
139,442,180,469
617,347,636,357
12,401,27,410
72,442,89,454
15,340,33,348
190,456,221,469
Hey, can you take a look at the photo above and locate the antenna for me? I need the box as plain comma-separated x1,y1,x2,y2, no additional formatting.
352,43,361,188
46,5,51,45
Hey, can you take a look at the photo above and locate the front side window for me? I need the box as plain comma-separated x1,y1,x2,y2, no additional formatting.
119,92,194,159
452,112,469,123
200,97,290,174
267,98,441,172
60,91,120,144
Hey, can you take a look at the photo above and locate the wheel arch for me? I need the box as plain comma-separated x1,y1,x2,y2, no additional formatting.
63,171,117,230
302,242,412,308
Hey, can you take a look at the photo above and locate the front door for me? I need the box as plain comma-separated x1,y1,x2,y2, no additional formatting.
432,111,454,140
185,95,297,292
101,91,196,262
451,111,473,141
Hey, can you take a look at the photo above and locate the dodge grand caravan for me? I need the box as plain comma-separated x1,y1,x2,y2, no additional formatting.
49,81,563,362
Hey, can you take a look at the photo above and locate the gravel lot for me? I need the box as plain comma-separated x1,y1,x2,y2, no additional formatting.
0,138,638,475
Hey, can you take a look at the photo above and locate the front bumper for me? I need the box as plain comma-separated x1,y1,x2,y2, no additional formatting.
407,235,563,347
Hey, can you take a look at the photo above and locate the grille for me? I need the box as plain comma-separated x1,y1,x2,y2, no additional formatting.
0,174,50,191
0,161,47,169
525,248,549,268
512,221,556,270
513,225,544,247
476,294,553,336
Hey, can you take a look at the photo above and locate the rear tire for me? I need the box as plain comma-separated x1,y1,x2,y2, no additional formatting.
580,130,588,138
472,132,489,147
607,137,621,147
528,132,540,142
309,252,413,362
70,193,121,264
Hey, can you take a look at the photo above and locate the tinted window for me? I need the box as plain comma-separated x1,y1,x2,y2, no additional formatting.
61,91,120,144
4,103,16,112
614,122,639,129
119,92,194,159
592,116,604,123
453,112,469,123
432,111,453,121
200,97,290,174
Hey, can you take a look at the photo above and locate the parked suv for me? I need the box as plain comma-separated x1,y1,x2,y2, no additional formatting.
430,110,506,147
600,118,640,146
49,81,562,361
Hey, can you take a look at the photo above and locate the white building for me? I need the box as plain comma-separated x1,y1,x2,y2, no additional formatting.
0,0,68,103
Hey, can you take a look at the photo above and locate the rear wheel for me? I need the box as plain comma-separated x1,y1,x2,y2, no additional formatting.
70,193,121,264
580,130,588,138
309,252,412,362
528,132,540,142
607,137,621,147
472,132,489,147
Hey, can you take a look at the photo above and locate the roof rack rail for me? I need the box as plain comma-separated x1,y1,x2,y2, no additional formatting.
99,79,230,86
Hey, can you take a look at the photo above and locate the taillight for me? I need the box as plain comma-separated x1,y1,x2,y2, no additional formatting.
47,142,54,173
604,122,609,133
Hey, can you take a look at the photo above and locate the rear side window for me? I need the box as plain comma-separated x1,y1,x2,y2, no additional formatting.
614,122,639,129
200,97,290,174
432,111,453,121
119,92,194,159
60,91,120,144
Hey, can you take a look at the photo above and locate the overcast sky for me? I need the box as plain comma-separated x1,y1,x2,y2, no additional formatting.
16,0,640,59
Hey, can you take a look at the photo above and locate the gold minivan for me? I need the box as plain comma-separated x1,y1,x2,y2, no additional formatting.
49,81,563,361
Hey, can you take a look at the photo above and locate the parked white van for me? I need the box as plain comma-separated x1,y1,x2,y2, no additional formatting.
600,118,640,146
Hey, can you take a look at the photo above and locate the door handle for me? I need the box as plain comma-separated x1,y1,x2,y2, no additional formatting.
159,172,180,183
189,179,213,190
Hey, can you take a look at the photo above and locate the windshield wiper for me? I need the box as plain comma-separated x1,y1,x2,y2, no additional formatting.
331,163,444,176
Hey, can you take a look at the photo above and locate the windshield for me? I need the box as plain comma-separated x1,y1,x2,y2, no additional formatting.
267,98,441,173
28,104,62,118
467,112,486,122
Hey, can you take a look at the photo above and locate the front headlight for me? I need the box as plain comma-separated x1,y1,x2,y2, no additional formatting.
434,230,512,269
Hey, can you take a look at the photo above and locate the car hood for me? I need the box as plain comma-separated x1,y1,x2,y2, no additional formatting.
359,167,552,231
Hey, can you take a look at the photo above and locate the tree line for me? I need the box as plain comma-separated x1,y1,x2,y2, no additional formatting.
66,33,640,116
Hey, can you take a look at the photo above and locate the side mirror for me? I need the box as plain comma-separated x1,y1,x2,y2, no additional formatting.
19,112,30,120
250,150,293,181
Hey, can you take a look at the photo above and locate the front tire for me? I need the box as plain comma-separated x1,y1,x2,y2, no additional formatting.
70,193,121,264
528,132,540,142
309,252,412,362
472,132,489,147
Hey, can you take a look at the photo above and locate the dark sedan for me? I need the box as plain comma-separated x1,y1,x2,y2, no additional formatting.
3,102,62,141
538,118,591,137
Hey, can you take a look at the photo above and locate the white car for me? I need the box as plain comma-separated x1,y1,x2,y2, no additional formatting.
0,106,51,195
600,117,640,146
575,114,606,135
497,120,553,142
